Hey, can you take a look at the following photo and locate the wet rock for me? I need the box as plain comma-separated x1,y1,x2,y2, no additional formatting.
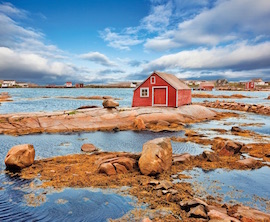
5,144,35,170
231,126,242,132
180,198,208,211
133,117,146,130
208,209,240,222
233,205,270,221
173,153,192,163
154,180,173,190
96,155,137,175
113,163,128,174
156,120,170,126
202,151,219,162
102,99,119,108
77,105,100,110
81,143,98,152
237,158,258,168
215,140,243,156
187,205,207,219
98,162,116,176
139,138,172,176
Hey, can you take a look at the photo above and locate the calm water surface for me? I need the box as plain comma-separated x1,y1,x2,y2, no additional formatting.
0,88,269,113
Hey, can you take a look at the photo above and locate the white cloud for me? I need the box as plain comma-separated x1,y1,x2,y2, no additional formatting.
79,51,117,67
143,41,270,71
140,1,173,33
145,0,270,51
99,28,143,50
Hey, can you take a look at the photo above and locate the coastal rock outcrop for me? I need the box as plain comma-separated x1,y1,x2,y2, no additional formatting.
102,99,119,108
0,92,12,102
5,144,35,170
233,205,270,221
198,101,270,115
139,138,172,175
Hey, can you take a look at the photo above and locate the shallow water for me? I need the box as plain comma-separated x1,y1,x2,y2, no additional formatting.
0,130,190,170
0,174,136,222
0,88,269,113
177,167,270,213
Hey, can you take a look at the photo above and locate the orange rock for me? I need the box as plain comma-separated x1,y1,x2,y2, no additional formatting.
139,138,172,176
5,144,35,170
98,162,116,176
113,163,128,174
81,144,98,152
133,117,145,130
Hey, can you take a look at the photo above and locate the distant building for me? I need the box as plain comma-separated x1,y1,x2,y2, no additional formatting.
198,82,215,91
132,71,191,107
252,78,265,86
130,82,137,88
75,83,84,88
65,82,72,88
2,80,16,87
16,82,28,88
245,82,255,90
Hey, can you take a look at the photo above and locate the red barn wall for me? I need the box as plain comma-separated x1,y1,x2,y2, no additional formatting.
132,73,177,107
178,89,192,106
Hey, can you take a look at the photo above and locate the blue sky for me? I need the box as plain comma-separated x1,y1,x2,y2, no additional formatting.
0,0,270,84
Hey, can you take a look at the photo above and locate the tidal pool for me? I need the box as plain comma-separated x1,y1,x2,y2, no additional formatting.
178,167,270,213
0,174,137,222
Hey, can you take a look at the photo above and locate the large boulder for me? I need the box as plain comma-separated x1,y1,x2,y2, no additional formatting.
5,144,35,170
139,138,172,175
233,205,270,221
102,99,119,108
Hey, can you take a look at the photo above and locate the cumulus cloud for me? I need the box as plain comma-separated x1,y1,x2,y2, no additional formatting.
143,41,270,72
99,28,143,50
145,0,270,51
79,51,117,67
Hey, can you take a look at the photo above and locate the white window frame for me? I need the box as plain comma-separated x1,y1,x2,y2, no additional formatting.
152,86,168,106
140,87,149,97
150,76,156,84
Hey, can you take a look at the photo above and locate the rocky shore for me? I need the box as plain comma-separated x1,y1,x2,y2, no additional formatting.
0,105,216,135
4,132,269,221
197,100,270,115
0,92,12,102
192,93,254,99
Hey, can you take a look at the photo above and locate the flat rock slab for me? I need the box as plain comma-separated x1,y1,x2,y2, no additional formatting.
0,105,216,135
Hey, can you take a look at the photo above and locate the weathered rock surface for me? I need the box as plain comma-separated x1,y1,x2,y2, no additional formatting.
187,205,207,219
237,158,258,168
97,153,138,176
0,92,12,102
133,117,146,130
5,144,35,170
139,138,172,175
81,144,98,152
202,150,219,162
102,99,119,108
233,205,270,221
197,101,270,116
173,153,192,163
213,140,243,156
0,105,216,136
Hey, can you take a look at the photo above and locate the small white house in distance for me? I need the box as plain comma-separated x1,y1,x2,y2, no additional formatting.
16,82,29,88
65,82,72,88
2,80,16,87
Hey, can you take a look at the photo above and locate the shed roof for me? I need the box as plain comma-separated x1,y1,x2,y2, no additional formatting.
136,71,190,90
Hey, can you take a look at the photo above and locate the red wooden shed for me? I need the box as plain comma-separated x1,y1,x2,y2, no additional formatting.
132,71,191,107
